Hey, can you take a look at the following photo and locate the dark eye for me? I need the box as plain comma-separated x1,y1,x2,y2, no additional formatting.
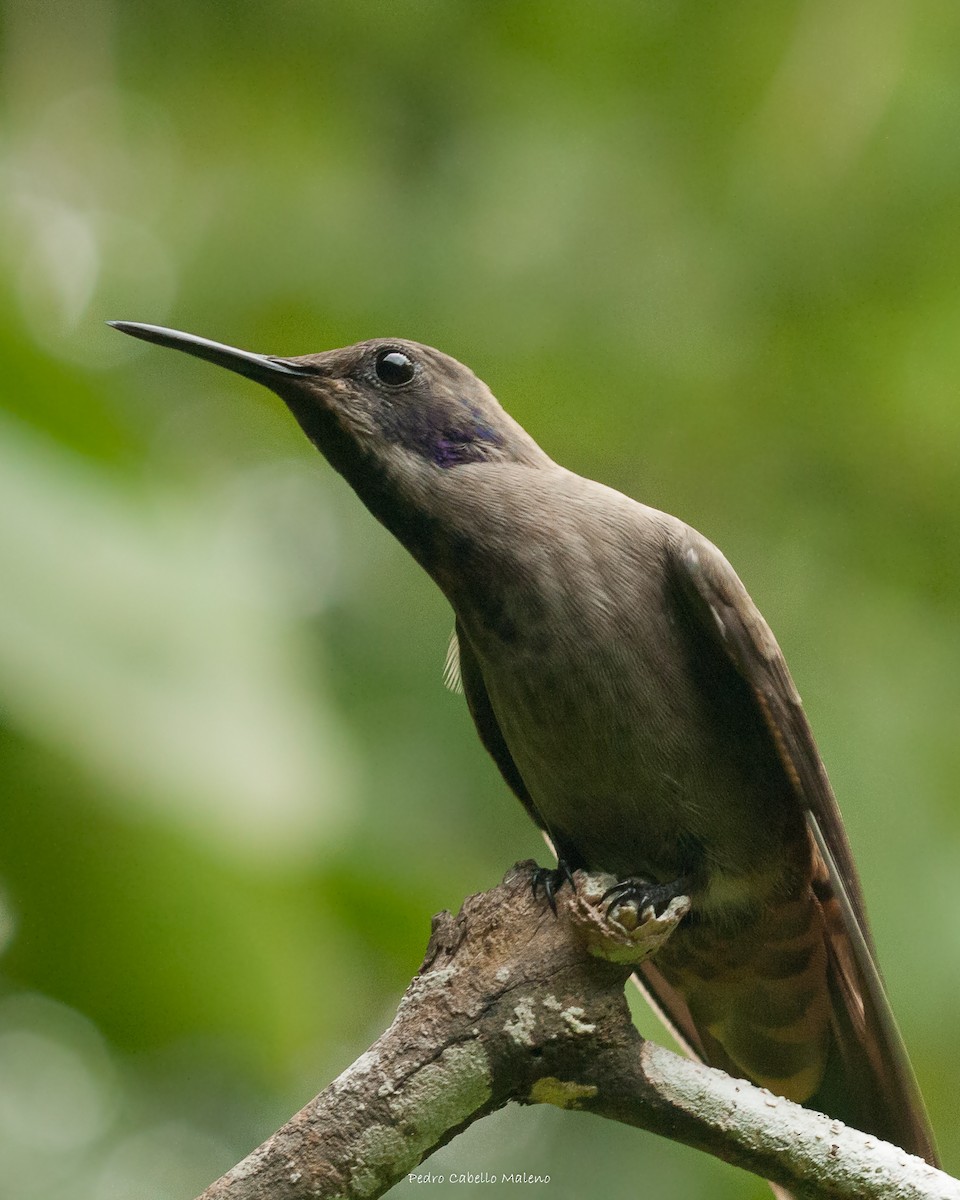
375,349,416,386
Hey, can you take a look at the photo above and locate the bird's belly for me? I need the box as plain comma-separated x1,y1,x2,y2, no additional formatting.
480,639,803,910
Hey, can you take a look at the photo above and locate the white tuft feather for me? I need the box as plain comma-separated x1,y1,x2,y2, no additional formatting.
443,628,464,694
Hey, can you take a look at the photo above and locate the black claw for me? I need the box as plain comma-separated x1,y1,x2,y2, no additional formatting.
601,875,692,920
532,860,577,915
544,873,559,915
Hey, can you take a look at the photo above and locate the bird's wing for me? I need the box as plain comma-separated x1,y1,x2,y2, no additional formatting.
668,528,938,1166
672,532,870,930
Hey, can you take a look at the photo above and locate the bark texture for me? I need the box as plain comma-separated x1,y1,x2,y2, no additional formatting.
196,863,956,1200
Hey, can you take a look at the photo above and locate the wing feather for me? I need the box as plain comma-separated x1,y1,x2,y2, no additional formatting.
672,529,938,1166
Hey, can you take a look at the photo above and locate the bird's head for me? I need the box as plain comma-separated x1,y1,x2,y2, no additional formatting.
110,323,545,477
109,322,550,576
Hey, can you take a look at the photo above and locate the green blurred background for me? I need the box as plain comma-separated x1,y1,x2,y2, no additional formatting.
2,1,960,1196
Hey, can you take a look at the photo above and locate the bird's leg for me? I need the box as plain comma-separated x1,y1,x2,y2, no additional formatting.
601,874,694,921
531,859,578,914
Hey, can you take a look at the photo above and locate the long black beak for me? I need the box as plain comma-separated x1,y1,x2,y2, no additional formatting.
108,321,312,381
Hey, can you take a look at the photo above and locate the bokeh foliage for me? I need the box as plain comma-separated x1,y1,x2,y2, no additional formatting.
2,2,960,1196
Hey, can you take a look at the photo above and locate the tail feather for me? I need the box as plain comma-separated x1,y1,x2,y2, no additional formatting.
807,822,938,1165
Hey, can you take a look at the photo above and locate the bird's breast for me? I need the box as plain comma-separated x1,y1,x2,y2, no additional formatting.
455,514,805,912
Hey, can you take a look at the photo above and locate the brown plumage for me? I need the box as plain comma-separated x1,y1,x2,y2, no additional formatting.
110,322,939,1173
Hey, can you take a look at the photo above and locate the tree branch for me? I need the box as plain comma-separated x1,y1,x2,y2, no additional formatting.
195,863,956,1200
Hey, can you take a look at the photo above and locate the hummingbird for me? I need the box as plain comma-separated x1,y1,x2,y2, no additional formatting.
110,321,938,1170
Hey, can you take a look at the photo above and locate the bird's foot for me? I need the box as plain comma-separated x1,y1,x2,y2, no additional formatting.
531,860,577,915
570,872,691,964
601,875,694,924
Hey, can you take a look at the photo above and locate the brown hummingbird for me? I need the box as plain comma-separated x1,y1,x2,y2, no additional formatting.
110,321,939,1170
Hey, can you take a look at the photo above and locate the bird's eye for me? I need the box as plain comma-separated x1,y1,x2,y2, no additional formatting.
375,349,416,386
